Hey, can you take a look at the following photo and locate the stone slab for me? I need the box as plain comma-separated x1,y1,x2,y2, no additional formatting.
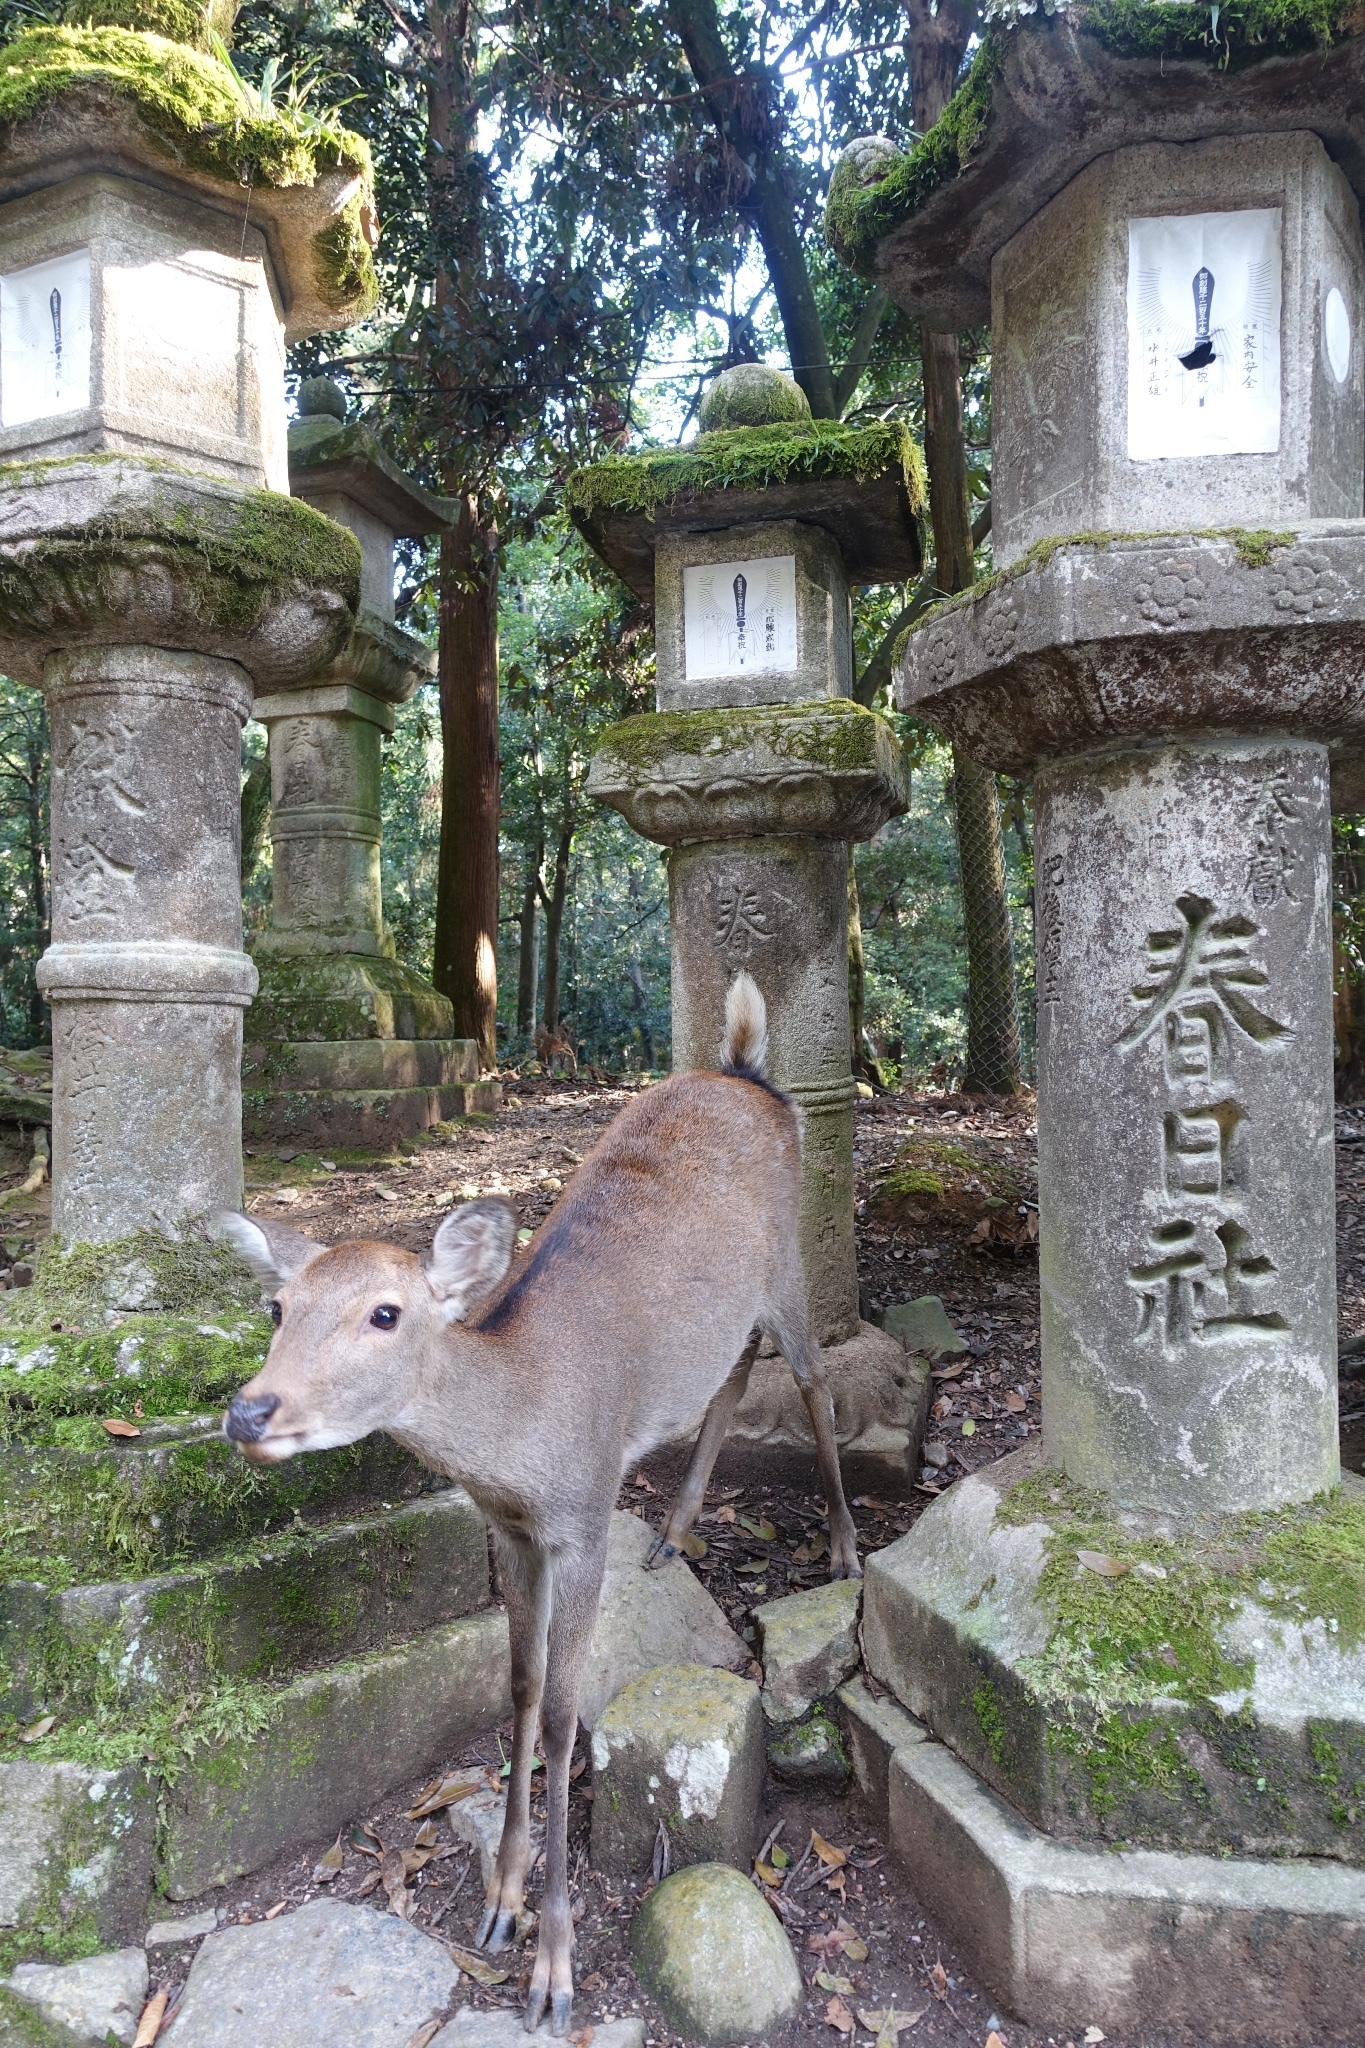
161,1610,511,1898
888,1739,1365,2044
835,1676,927,1829
244,1040,480,1093
6,1948,147,2048
245,954,455,1047
577,1511,744,1731
753,1579,861,1722
874,1296,966,1357
161,1899,458,2048
590,1664,763,1876
895,526,1365,777
435,2013,644,2048
0,1763,155,1950
446,1785,541,1890
242,1082,499,1147
2,1488,490,1720
145,1911,219,1948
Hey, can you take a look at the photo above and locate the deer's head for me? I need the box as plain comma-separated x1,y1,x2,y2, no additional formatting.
213,1201,518,1461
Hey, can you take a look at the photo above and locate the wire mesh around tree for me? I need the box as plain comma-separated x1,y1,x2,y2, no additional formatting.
949,747,1028,1095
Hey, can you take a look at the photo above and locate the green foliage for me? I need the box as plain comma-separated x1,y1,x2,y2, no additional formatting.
0,676,47,1048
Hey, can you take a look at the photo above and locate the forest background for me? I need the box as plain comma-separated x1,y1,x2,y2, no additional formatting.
0,0,1357,1088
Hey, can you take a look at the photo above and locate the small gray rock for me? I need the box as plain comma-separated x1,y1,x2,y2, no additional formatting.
435,2012,644,2048
7,1947,147,2047
446,1785,542,1889
877,1296,966,1357
591,1664,763,1876
766,1707,850,1790
631,1862,803,2046
578,1512,744,1730
161,1899,458,2048
754,1578,862,1723
146,1911,219,1948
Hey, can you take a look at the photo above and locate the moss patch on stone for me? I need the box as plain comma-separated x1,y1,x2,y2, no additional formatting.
0,460,361,635
566,420,925,526
593,698,894,777
825,2,1355,276
1,1226,262,1335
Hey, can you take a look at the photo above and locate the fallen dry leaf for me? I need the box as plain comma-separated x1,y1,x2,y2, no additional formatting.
132,1987,169,2048
567,2030,596,2048
382,1850,412,1914
264,1901,288,1921
714,1504,736,1523
811,1830,848,1868
754,1859,782,1887
349,1822,382,1857
1083,2032,1106,2045
17,1715,55,1743
985,2033,1006,2048
405,2025,442,2048
841,1936,868,1963
682,1533,708,1559
413,1819,439,1850
816,1972,855,1996
824,1995,856,2034
931,1361,966,1381
928,1961,948,2001
448,1945,511,1988
857,2007,926,2046
313,1837,344,1883
407,1771,484,1819
1004,1391,1027,1413
101,1418,142,1439
355,1868,382,1898
1077,1550,1130,1578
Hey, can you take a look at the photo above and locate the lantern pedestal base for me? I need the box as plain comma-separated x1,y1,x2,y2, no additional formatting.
242,1037,497,1148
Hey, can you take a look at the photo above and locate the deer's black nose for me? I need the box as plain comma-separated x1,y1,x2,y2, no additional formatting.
225,1393,280,1443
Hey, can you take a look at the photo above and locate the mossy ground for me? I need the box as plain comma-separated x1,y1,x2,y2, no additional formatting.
566,419,925,527
824,1,1355,277
593,698,897,778
874,1133,1034,1250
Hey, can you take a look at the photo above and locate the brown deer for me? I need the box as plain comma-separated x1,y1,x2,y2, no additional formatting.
215,973,860,2035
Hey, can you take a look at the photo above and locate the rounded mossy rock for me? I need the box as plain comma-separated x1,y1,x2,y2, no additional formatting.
825,134,906,263
697,363,811,433
297,376,348,421
630,1862,803,2047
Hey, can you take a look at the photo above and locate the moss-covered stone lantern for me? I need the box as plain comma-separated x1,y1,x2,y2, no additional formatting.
573,367,932,1491
827,10,1365,2039
0,1,376,1242
244,381,498,1144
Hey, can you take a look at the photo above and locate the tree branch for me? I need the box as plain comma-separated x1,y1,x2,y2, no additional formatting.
833,286,889,417
852,499,991,708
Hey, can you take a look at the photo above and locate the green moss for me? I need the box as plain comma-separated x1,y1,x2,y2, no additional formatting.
594,698,895,777
1,1226,261,1334
566,419,925,526
697,364,812,432
877,1133,1025,1209
0,25,371,189
973,1680,1007,1766
0,461,360,635
824,1,1356,277
913,524,1298,631
61,0,220,50
312,187,379,320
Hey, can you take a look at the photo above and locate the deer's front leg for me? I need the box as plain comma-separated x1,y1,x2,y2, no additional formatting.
478,1529,551,1952
525,1532,609,2035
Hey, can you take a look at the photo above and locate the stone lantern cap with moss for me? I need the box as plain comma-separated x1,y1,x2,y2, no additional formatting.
567,365,924,712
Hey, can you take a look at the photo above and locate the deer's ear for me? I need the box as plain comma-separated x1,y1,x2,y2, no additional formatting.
424,1199,517,1323
212,1212,328,1290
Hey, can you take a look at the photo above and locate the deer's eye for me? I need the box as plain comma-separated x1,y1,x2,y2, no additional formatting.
269,1300,282,1326
370,1304,401,1331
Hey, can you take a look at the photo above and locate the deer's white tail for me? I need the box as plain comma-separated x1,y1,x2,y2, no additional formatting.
720,971,768,1078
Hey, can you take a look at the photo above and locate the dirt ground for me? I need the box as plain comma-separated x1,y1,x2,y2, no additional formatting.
2,1075,1363,2046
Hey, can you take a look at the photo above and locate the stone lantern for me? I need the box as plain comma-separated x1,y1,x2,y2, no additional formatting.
572,365,932,1490
0,5,375,1243
828,16,1365,2041
244,380,498,1144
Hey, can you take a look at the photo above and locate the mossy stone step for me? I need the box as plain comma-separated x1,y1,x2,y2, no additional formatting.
0,1419,442,1584
0,1487,490,1724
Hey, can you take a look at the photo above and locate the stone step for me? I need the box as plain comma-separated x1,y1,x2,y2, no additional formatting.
161,1607,511,1897
242,1080,500,1147
0,1486,490,1723
0,1417,442,1584
244,1038,480,1092
0,1609,511,1947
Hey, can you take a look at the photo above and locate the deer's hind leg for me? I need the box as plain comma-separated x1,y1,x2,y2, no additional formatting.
768,1295,861,1581
647,1329,761,1569
477,1525,551,1951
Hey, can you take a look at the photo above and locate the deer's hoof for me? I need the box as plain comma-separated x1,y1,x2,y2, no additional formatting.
551,1990,574,2036
477,1904,518,1951
645,1535,678,1570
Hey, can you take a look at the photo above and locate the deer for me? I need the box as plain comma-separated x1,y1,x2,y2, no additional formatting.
214,972,861,2036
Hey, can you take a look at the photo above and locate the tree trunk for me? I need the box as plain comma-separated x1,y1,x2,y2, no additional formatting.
240,752,271,887
626,957,655,1069
540,824,573,1035
433,494,500,1067
516,845,542,1041
848,848,879,1086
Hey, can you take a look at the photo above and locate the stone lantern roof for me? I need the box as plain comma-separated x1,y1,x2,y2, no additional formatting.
0,4,378,337
567,366,925,600
825,5,1365,324
288,385,456,540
